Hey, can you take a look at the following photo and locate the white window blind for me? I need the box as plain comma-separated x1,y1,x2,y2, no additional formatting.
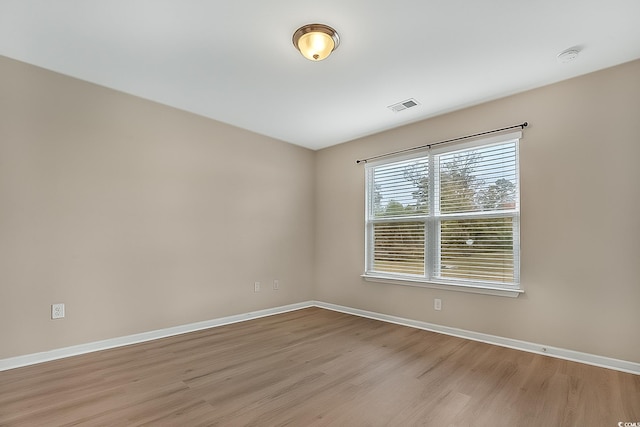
365,132,520,291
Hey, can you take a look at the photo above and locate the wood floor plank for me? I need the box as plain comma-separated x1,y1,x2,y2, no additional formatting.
1,307,638,426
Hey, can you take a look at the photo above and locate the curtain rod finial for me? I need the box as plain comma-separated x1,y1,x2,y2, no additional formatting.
522,122,529,128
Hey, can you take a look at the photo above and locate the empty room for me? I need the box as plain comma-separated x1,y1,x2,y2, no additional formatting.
1,1,639,426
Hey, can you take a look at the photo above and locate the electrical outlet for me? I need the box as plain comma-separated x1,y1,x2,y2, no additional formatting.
273,279,279,290
254,282,261,292
52,303,65,319
434,298,442,311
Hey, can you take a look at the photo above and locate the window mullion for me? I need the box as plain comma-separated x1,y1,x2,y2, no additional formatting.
426,148,436,280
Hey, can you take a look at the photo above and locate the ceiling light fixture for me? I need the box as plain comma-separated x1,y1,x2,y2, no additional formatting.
292,24,340,61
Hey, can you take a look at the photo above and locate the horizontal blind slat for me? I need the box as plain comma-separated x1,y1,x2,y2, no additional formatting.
372,222,425,276
437,141,517,215
437,217,514,283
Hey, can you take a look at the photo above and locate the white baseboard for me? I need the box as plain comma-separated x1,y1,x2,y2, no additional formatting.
2,300,638,375
313,301,640,375
0,301,314,372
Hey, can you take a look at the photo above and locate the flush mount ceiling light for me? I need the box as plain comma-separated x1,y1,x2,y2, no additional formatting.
292,23,340,61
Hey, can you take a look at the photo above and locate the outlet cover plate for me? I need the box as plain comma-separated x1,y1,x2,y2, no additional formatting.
52,303,65,319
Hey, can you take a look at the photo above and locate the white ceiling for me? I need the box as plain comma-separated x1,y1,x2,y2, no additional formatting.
1,1,639,150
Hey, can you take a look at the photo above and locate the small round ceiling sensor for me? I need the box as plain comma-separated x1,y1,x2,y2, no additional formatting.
557,49,580,63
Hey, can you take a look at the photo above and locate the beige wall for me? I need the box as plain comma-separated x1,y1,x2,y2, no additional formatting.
315,59,640,363
0,56,316,359
2,55,639,365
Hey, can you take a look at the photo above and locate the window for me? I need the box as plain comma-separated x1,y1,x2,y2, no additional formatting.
364,132,522,296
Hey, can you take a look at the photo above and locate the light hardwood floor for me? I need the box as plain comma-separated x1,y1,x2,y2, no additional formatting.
1,307,638,426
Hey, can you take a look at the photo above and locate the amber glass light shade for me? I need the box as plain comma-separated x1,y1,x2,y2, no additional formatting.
293,24,340,61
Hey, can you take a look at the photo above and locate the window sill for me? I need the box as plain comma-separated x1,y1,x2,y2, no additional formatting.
361,274,524,298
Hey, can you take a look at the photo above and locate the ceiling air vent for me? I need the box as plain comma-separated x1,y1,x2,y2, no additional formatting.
388,98,421,113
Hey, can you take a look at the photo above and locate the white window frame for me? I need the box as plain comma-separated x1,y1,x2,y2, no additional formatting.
362,131,523,298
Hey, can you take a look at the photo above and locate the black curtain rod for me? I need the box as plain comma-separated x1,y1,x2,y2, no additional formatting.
355,122,528,164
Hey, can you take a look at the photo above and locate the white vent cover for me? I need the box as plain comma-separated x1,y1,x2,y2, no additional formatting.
388,98,421,113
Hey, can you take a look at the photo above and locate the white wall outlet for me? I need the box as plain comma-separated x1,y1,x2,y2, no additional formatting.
273,279,279,290
52,303,65,319
254,282,261,292
434,298,442,311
